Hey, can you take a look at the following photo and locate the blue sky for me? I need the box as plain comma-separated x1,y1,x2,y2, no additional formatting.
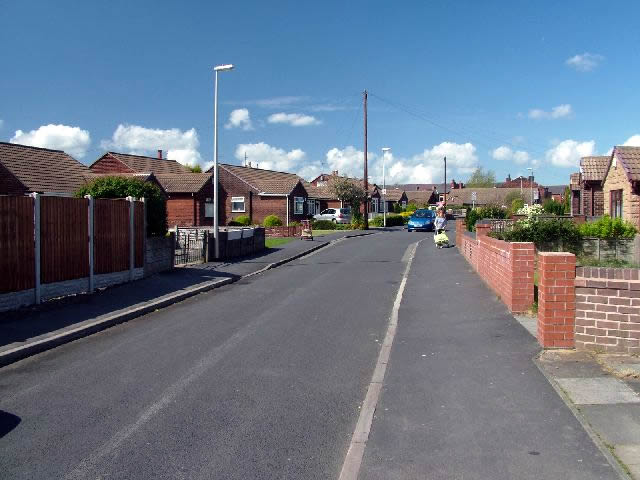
1,0,639,186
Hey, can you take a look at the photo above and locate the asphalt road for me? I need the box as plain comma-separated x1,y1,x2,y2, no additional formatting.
0,229,619,479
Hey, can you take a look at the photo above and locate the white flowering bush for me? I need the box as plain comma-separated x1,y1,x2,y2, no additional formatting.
516,204,544,217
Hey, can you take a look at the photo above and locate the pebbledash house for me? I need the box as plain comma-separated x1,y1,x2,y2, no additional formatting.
216,163,309,226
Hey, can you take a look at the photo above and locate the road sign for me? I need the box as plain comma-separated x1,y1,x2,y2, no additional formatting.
471,191,477,201
382,188,387,195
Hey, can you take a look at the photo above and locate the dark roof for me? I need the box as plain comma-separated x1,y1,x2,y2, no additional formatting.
99,152,192,175
612,146,640,181
218,164,303,195
580,156,610,182
156,173,212,193
304,183,336,200
383,189,406,202
391,183,440,192
0,142,92,194
546,185,568,195
405,190,436,205
446,187,524,206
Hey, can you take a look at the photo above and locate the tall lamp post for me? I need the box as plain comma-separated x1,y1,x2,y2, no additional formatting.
527,167,534,205
382,147,391,227
213,64,234,260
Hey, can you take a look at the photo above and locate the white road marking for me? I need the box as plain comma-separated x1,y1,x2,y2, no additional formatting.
338,239,424,480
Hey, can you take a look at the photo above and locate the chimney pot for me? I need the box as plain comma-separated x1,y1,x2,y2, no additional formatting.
158,149,163,159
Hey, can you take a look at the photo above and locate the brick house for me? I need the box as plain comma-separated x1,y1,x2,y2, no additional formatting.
0,142,92,195
309,171,381,215
156,173,214,227
217,164,309,225
90,150,191,175
570,156,609,216
602,146,640,226
405,188,438,207
304,183,342,216
446,187,525,207
371,188,408,213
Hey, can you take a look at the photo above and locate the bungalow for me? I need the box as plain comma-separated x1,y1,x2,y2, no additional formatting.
446,187,524,207
156,173,214,227
217,163,309,226
90,150,191,175
304,183,341,216
545,185,568,203
602,146,640,227
371,188,408,213
570,156,609,216
405,188,438,207
0,142,92,195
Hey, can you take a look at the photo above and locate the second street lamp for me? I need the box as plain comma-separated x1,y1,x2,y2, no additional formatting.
213,64,234,260
382,147,391,227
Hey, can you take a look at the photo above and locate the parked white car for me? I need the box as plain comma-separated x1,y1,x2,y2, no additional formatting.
313,208,352,224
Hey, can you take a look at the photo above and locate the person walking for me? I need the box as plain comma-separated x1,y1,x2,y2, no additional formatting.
434,208,448,248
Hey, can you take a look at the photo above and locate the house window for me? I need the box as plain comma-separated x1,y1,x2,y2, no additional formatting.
611,190,623,218
205,198,214,218
308,199,316,215
371,198,378,213
294,197,305,215
231,196,245,213
401,201,407,208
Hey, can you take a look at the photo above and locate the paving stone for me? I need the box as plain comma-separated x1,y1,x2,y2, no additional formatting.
616,444,640,466
579,406,640,444
556,377,640,405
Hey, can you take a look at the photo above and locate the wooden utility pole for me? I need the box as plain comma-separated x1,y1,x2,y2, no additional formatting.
363,90,369,229
443,156,447,207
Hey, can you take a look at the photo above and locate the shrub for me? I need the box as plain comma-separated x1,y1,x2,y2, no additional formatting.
312,220,336,230
465,205,507,231
228,220,242,226
405,203,418,212
289,221,301,227
77,176,167,236
386,215,405,226
393,203,403,214
369,216,384,227
233,215,251,226
579,215,637,239
510,198,525,215
492,218,583,254
263,215,283,227
543,199,566,216
516,204,544,217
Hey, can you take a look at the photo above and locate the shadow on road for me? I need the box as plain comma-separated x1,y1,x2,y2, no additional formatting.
0,411,21,438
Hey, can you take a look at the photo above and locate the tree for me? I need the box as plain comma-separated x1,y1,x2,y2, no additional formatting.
329,178,367,217
76,176,167,236
188,165,203,173
466,167,496,187
564,186,571,214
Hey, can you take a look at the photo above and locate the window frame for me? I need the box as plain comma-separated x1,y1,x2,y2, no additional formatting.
231,196,246,213
611,189,623,218
294,196,305,215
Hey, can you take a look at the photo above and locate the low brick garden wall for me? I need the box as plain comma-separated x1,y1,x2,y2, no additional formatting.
456,220,534,313
574,267,640,354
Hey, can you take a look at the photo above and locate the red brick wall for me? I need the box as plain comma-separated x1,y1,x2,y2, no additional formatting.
583,184,604,217
537,253,576,348
90,154,134,174
166,195,196,227
575,267,640,354
457,221,534,313
0,163,27,195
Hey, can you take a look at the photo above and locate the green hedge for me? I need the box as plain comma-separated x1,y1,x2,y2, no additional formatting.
76,176,167,236
491,219,583,254
313,220,336,230
369,215,405,227
263,215,283,227
465,205,507,232
579,215,636,239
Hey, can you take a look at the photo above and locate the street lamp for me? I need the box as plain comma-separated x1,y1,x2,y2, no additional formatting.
527,167,534,205
213,64,234,260
382,147,391,227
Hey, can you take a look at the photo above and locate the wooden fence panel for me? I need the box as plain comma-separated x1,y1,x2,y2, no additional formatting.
94,199,130,274
134,202,144,268
0,196,35,292
40,196,89,284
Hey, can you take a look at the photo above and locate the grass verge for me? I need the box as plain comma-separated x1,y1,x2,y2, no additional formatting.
265,237,295,248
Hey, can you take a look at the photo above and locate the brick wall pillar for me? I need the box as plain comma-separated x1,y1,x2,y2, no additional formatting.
455,219,465,249
475,223,491,237
538,252,576,348
511,242,535,312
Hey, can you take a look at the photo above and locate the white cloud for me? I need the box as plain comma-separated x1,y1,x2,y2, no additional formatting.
528,104,572,120
225,108,253,131
11,124,91,158
267,112,322,127
566,53,604,72
234,142,307,173
546,139,596,168
623,134,640,147
101,124,202,167
491,146,530,165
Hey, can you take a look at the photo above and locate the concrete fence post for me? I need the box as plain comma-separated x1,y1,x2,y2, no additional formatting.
537,252,576,348
127,196,135,281
85,195,94,293
141,197,147,268
31,192,41,304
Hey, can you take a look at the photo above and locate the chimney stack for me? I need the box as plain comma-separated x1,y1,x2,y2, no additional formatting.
158,149,163,159
333,170,338,176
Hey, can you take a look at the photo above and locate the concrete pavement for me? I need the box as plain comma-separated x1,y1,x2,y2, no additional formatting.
0,228,623,479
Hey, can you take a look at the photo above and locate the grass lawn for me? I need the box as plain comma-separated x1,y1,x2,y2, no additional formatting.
265,237,296,248
312,229,338,237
